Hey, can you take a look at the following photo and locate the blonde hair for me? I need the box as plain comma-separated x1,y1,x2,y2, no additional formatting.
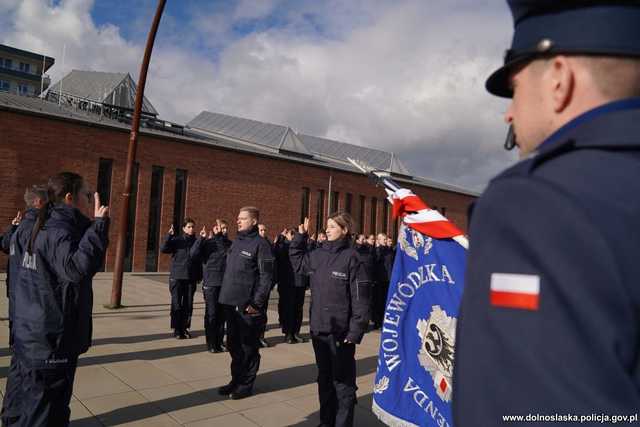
239,206,260,221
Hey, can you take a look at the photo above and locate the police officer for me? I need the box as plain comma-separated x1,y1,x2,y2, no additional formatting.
453,1,640,424
256,223,274,348
191,219,232,353
1,187,48,346
290,214,371,427
275,228,309,344
372,233,394,329
2,172,109,426
217,207,274,400
160,218,200,339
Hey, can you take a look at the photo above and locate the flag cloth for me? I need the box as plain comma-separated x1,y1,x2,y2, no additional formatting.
372,191,467,427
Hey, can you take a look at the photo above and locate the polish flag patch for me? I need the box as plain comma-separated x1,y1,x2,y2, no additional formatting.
490,273,540,311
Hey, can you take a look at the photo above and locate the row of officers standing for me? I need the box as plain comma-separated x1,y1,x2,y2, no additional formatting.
0,180,393,427
161,208,394,427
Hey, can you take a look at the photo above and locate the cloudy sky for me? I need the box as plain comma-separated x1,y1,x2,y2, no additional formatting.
1,0,517,192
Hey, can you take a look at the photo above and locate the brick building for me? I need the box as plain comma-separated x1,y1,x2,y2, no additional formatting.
0,71,477,274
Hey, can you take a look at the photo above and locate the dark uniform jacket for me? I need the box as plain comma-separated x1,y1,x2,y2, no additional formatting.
289,233,371,344
12,205,109,365
5,209,38,319
374,245,395,284
191,233,232,287
274,236,309,289
354,243,375,283
218,226,274,312
453,99,640,422
160,233,199,281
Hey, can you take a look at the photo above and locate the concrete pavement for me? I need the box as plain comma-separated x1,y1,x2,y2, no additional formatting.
0,273,386,427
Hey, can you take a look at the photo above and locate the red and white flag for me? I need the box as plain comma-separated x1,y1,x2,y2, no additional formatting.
490,273,540,311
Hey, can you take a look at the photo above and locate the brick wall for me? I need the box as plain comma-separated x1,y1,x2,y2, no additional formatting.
0,109,477,273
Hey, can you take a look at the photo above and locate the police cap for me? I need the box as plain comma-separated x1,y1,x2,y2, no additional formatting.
486,1,640,98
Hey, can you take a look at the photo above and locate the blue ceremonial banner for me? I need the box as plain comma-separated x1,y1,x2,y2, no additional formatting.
372,223,466,427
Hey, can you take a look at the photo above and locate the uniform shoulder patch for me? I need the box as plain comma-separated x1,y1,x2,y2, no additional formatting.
490,273,539,311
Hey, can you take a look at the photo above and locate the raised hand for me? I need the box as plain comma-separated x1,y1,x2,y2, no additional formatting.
212,224,221,235
200,225,207,238
168,224,175,236
94,193,109,218
303,217,309,233
11,210,22,226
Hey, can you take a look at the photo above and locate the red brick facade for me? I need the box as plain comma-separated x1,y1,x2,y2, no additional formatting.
0,108,476,273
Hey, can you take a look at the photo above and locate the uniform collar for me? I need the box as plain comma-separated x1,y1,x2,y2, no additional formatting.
324,237,349,253
537,97,640,153
48,204,91,229
237,226,258,239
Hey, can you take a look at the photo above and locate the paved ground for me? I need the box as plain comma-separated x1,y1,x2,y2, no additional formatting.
0,273,386,426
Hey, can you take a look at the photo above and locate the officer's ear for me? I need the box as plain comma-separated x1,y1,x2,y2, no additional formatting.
548,55,574,114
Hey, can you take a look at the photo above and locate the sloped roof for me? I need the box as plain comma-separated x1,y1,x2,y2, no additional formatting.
299,134,412,176
47,70,158,116
188,111,288,148
187,111,412,175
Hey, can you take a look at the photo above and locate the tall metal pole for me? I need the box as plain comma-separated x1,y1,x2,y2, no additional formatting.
108,0,167,308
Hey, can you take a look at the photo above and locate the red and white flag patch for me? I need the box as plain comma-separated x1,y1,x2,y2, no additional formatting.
490,273,540,311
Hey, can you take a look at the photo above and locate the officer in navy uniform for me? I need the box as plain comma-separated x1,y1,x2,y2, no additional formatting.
190,220,232,353
217,207,274,400
453,1,640,424
275,229,309,344
160,218,200,339
290,214,371,427
1,172,109,426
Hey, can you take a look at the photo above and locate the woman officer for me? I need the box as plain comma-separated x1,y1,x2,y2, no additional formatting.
289,212,371,427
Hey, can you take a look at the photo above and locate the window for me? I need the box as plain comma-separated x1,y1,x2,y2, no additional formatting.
382,200,389,234
370,197,378,234
146,166,164,272
345,193,353,214
358,195,365,234
19,62,30,73
330,191,339,214
393,216,399,239
173,169,188,231
123,162,140,272
2,58,12,69
18,84,30,96
441,207,447,217
300,187,310,224
315,190,325,233
96,158,113,206
0,80,9,92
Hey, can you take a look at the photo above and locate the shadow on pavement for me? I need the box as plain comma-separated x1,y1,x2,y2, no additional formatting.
69,355,379,426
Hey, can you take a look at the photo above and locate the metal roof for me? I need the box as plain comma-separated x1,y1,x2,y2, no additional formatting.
47,70,158,116
299,134,412,176
187,111,413,175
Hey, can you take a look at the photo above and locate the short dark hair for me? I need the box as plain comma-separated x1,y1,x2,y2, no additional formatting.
183,217,195,227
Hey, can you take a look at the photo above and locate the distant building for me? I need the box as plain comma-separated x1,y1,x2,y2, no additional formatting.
0,70,477,273
0,44,54,97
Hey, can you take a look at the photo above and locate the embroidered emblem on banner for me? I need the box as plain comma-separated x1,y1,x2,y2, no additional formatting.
374,376,389,394
417,305,456,402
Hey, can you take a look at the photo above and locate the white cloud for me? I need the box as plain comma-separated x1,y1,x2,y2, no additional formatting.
0,0,517,192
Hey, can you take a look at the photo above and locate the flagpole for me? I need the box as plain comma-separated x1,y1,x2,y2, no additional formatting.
108,0,167,309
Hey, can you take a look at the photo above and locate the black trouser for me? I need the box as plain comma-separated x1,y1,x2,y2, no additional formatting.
279,286,306,335
202,285,225,348
372,281,389,326
312,333,357,427
169,279,196,333
225,305,265,393
1,355,77,427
